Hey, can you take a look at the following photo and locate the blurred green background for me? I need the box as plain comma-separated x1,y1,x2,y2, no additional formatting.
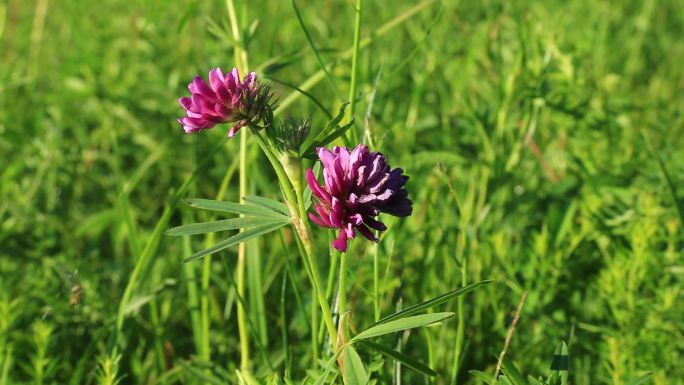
1,0,682,384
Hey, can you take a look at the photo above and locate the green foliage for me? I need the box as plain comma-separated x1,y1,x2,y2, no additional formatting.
1,0,682,384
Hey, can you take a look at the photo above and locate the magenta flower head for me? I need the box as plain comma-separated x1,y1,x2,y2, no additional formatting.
178,67,273,137
306,144,412,252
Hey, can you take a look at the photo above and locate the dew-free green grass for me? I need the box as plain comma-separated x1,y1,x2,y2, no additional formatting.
1,0,683,384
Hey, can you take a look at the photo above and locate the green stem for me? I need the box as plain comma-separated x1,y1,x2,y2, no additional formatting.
236,127,250,370
250,131,338,349
227,0,251,371
346,0,364,143
373,242,380,321
299,223,338,349
338,252,348,318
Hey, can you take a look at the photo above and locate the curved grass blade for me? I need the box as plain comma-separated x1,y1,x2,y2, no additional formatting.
343,344,369,385
351,312,454,342
360,341,436,377
183,222,287,263
243,195,291,217
373,280,492,326
290,0,342,100
185,198,288,218
166,216,289,236
265,76,333,119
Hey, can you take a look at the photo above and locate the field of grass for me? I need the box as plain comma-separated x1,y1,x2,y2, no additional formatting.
1,0,683,384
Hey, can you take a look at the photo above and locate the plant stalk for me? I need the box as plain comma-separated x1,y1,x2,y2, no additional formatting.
227,0,251,371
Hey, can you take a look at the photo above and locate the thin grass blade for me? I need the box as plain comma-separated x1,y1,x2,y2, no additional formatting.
183,222,288,263
361,341,436,377
373,280,492,325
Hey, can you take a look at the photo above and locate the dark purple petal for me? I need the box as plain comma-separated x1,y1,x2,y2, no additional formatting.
307,144,412,251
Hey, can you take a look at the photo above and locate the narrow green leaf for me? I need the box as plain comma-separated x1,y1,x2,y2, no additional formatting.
300,102,349,155
343,344,368,385
184,198,287,218
183,222,287,263
311,119,355,150
374,281,492,325
469,370,495,384
361,341,436,377
624,374,653,385
312,352,341,385
166,217,288,236
352,312,454,342
243,195,291,217
501,357,526,385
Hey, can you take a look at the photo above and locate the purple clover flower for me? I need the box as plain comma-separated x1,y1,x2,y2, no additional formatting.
306,144,412,252
178,67,260,137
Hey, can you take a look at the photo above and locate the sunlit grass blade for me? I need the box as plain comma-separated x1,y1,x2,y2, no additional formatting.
183,222,288,263
351,312,454,342
185,198,289,218
166,216,289,236
361,341,436,377
373,280,492,325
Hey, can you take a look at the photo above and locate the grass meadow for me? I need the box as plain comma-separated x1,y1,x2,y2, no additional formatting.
1,0,683,384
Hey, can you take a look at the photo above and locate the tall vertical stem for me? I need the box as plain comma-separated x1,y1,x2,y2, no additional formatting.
337,252,348,319
227,0,251,371
373,242,380,321
236,128,250,370
346,0,364,143
251,132,338,350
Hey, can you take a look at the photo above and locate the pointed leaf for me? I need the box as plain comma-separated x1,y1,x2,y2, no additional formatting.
352,312,454,342
361,341,436,377
166,216,288,236
243,195,291,216
343,344,368,385
548,341,569,385
374,281,492,325
185,198,288,218
183,222,288,262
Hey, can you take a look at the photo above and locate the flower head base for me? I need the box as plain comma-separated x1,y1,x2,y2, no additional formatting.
178,67,274,137
306,144,412,252
269,116,312,156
